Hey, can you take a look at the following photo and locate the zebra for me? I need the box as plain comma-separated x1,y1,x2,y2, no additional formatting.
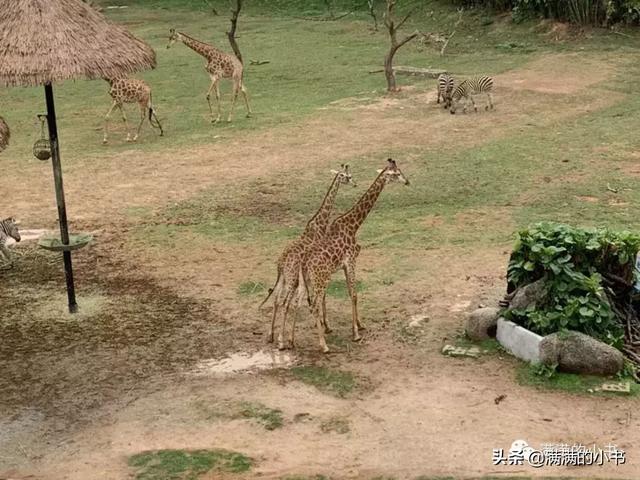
450,75,494,114
436,73,455,109
0,217,21,267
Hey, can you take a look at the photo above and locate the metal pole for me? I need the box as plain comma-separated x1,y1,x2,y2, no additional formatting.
44,83,78,314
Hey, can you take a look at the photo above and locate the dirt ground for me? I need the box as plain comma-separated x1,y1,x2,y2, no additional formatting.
1,54,638,480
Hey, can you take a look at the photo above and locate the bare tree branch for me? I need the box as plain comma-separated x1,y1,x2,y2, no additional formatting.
383,0,417,92
367,0,378,31
440,7,464,57
396,8,415,30
227,0,243,64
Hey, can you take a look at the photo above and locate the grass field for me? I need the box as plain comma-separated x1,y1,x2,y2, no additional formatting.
2,0,640,479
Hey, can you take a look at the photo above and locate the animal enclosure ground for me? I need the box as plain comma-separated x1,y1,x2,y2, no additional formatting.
2,1,640,479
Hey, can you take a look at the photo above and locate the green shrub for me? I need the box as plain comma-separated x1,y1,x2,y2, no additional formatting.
505,223,640,348
450,0,640,25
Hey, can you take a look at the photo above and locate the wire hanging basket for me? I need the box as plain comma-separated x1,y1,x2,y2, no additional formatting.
33,114,51,161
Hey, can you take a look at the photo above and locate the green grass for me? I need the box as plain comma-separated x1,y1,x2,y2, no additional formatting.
290,365,358,397
193,399,284,430
516,364,640,396
9,0,638,165
237,281,268,296
237,401,284,430
128,449,252,479
326,279,365,298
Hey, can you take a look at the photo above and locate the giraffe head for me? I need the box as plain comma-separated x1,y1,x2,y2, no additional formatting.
167,29,180,49
377,158,410,186
330,164,356,187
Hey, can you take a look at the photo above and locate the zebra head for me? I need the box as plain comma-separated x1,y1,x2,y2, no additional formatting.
449,79,468,115
2,217,20,242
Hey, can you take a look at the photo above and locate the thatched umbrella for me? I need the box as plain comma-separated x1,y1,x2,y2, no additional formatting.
0,0,156,313
0,116,9,152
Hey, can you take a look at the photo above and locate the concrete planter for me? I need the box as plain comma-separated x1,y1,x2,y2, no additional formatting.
496,318,543,363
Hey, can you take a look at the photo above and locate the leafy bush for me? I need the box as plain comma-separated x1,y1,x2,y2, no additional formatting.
449,0,640,25
505,223,640,348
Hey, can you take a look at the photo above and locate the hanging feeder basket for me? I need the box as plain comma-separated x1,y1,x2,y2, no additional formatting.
38,233,93,252
33,114,51,161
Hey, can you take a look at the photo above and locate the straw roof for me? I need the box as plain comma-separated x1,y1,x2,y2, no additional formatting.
0,0,156,87
0,116,9,152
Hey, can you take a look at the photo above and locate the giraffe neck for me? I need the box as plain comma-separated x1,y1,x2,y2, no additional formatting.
178,32,218,60
303,174,342,238
334,173,386,233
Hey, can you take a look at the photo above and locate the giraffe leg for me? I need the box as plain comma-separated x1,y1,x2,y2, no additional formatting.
280,296,293,350
241,83,252,118
343,263,362,342
206,77,222,124
117,105,132,142
268,300,278,344
103,101,118,144
133,103,146,142
227,79,241,123
312,292,329,353
321,293,332,334
307,269,330,353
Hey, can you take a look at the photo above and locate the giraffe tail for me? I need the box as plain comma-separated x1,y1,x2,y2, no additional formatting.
258,270,282,310
147,93,163,134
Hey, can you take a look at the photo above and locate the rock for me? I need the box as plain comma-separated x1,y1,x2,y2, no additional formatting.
465,307,500,341
539,331,624,375
408,313,429,328
599,382,631,394
508,279,547,310
442,344,481,358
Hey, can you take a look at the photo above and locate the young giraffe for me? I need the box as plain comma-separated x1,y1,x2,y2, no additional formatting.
166,29,251,123
260,165,356,350
103,77,163,144
297,159,410,353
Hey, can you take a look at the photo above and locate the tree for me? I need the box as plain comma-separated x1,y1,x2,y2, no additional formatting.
383,0,418,92
227,0,243,64
367,0,379,31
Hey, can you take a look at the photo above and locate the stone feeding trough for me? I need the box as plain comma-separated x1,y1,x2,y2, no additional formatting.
466,305,625,376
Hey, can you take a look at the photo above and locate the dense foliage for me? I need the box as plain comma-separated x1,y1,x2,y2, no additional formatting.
452,0,640,25
506,223,640,348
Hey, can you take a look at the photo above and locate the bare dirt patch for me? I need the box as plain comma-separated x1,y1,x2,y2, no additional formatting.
495,53,616,94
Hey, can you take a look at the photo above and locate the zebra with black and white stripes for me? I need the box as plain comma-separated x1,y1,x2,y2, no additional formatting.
436,73,455,109
450,75,494,114
0,217,21,266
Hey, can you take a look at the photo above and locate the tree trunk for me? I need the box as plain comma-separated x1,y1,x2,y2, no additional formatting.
384,47,398,91
227,0,243,64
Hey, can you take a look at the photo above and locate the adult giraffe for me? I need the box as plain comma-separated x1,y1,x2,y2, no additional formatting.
167,29,251,123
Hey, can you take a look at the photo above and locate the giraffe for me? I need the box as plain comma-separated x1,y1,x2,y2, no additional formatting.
102,77,163,144
297,159,410,353
166,29,251,123
260,165,356,350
